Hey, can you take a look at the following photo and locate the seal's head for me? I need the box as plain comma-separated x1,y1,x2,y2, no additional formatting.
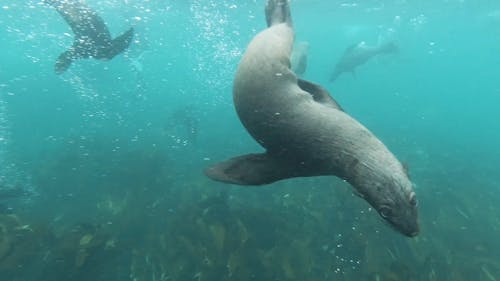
378,188,419,237
354,168,419,237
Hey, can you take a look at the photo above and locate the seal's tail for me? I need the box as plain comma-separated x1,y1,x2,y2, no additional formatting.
106,27,134,59
265,0,292,27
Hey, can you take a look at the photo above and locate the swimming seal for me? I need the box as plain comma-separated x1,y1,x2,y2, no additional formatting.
44,0,134,74
205,0,419,237
290,41,309,76
330,41,398,82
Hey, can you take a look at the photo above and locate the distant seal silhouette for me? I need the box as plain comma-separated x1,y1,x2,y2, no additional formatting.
44,0,134,74
205,0,419,237
330,41,398,82
290,41,309,76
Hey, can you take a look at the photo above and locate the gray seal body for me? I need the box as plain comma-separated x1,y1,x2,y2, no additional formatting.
330,41,398,82
205,0,418,237
44,0,134,74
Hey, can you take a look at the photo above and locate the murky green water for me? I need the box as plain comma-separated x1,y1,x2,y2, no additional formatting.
0,0,499,280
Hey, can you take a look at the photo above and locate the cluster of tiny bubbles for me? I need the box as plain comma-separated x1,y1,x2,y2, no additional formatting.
58,71,111,127
0,86,36,197
187,0,249,104
409,14,428,31
0,89,14,188
324,204,379,275
321,232,363,275
167,134,190,148
125,51,149,101
0,89,10,180
1,1,57,70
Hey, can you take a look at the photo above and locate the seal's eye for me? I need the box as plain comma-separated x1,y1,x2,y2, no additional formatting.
379,206,392,218
409,192,417,207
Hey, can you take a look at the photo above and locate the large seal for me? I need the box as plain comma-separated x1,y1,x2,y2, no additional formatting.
330,41,398,82
44,0,134,74
205,0,419,237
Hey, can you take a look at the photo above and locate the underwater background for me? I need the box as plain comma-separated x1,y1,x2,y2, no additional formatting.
0,0,499,280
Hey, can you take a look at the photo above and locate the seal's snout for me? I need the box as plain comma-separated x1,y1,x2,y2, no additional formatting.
403,226,419,237
400,217,419,237
390,221,419,237
378,199,419,238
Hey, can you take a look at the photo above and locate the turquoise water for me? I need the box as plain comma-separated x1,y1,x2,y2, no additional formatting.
1,0,499,280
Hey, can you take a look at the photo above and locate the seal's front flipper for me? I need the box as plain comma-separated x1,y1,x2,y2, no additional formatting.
105,27,134,59
298,79,343,111
205,153,312,185
55,50,74,74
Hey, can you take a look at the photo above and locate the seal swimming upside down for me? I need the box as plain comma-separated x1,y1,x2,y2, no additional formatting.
44,0,134,74
205,0,419,237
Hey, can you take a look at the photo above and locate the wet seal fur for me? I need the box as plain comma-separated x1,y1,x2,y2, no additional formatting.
205,0,419,237
44,0,134,74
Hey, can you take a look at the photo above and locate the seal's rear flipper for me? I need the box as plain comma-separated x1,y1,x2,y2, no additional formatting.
106,27,134,59
205,153,313,185
265,0,292,27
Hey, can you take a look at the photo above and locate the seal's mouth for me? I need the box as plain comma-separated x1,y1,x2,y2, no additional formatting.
381,217,419,237
397,226,419,237
406,230,419,237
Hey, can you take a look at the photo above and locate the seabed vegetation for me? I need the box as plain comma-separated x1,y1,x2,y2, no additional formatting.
0,139,499,281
